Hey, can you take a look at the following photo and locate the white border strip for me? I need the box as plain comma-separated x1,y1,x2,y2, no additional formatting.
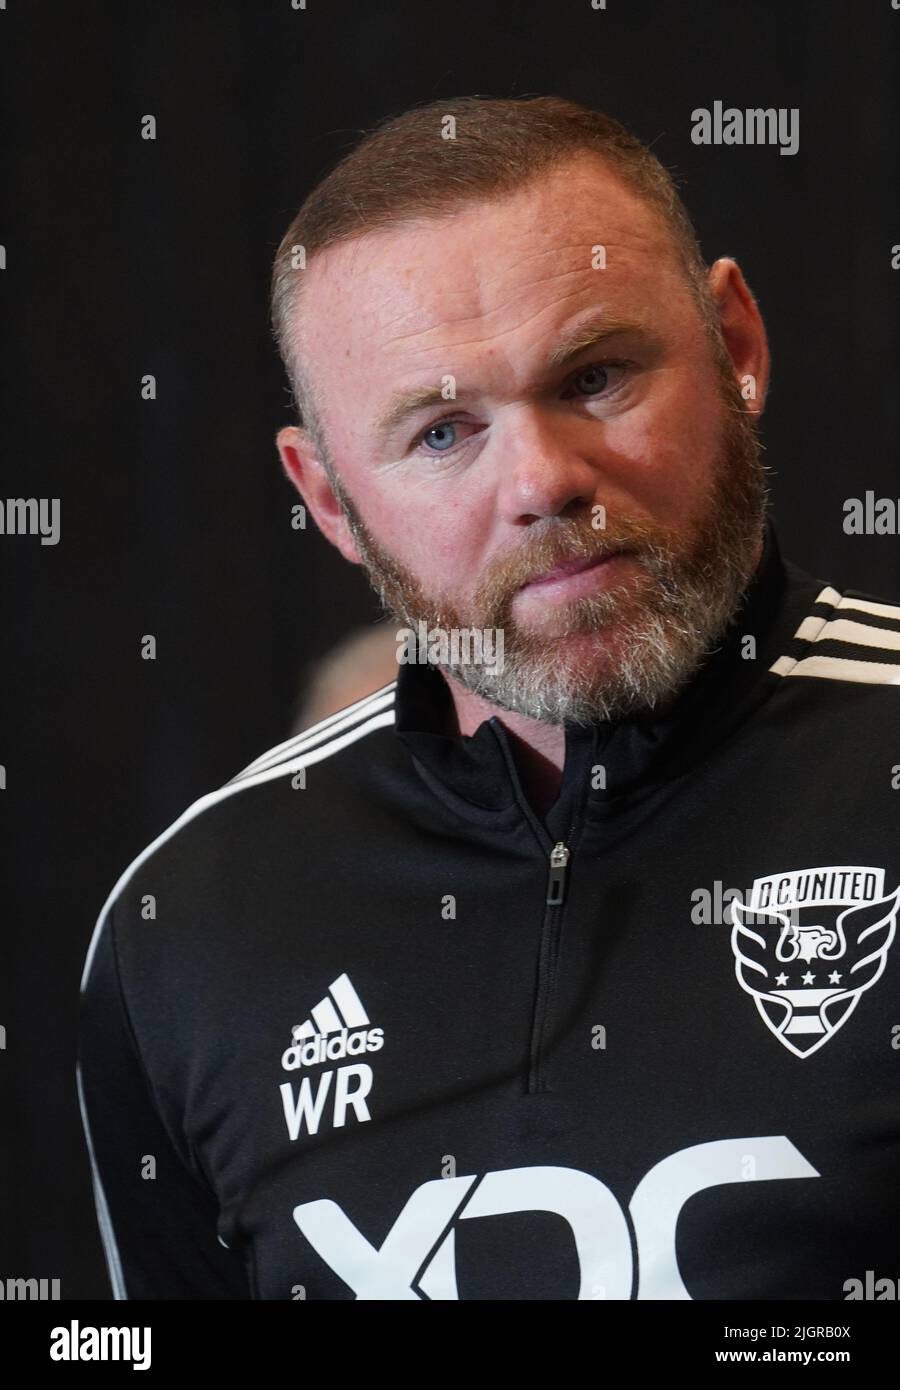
771,585,900,682
776,654,900,685
836,593,900,622
768,586,842,678
794,617,900,653
76,1062,127,1300
230,682,397,782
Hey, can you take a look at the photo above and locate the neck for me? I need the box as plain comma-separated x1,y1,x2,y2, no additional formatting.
442,674,567,816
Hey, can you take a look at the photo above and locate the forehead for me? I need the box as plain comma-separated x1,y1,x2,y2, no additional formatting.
296,152,689,427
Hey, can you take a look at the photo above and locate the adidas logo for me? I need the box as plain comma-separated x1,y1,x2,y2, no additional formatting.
282,973,384,1072
279,974,383,1140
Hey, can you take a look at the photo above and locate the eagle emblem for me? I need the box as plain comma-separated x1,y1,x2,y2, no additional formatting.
730,866,898,1057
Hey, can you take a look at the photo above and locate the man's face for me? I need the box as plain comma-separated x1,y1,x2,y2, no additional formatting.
283,152,768,723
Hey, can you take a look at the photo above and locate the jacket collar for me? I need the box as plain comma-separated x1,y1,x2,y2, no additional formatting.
393,521,812,831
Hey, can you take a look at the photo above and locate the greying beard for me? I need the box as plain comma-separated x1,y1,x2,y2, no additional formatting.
452,556,757,724
322,380,768,725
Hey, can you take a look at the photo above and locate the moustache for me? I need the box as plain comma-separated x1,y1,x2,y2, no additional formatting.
473,513,673,610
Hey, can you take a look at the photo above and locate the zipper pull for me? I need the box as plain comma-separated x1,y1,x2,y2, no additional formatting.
546,842,570,906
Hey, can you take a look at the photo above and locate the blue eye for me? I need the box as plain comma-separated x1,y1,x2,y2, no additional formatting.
572,364,610,395
422,421,458,452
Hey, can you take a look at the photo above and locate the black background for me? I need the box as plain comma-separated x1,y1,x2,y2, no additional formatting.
1,0,899,1297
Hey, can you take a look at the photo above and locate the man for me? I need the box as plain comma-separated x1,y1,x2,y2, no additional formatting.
78,96,900,1300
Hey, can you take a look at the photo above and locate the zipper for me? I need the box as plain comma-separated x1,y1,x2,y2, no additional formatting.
527,833,575,1094
546,842,570,907
486,716,591,1097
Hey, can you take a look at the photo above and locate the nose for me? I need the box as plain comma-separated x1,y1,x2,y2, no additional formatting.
494,405,600,526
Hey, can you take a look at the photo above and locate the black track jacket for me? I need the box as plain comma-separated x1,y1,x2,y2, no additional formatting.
77,525,900,1300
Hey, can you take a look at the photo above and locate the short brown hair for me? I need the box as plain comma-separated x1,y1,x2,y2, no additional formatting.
271,95,713,447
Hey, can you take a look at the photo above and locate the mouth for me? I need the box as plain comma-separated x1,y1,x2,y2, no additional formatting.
518,549,631,590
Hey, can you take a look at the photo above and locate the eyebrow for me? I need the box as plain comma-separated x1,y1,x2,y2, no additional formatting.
374,311,646,445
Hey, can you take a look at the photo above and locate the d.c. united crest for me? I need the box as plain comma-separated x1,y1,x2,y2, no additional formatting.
730,865,898,1058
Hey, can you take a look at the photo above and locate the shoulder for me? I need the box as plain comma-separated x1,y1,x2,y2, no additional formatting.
226,678,397,787
770,568,900,694
80,680,398,992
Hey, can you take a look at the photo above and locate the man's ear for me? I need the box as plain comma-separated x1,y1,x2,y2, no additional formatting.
706,258,770,415
275,425,363,566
